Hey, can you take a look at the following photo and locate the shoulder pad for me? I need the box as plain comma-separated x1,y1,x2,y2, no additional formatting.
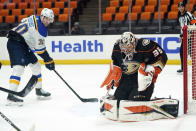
136,39,156,52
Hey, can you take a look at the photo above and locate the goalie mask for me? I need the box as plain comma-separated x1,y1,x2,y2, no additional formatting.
120,32,136,55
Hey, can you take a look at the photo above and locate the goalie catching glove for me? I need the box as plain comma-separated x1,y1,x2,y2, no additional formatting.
101,63,122,90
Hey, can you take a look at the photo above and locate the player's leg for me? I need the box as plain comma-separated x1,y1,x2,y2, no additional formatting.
6,39,27,105
114,76,136,100
128,83,154,101
28,62,51,98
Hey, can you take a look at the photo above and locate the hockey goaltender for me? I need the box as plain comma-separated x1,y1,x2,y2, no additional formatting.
100,32,179,122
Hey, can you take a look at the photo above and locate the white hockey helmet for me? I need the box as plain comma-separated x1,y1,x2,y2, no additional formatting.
120,32,136,54
41,8,54,23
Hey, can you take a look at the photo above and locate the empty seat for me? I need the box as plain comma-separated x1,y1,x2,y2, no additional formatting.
135,0,145,6
25,9,34,16
106,7,116,14
167,11,178,19
63,8,73,14
154,12,165,19
160,0,170,5
12,0,22,3
144,5,155,12
0,16,2,22
119,6,129,13
173,0,183,5
58,14,68,22
186,4,194,11
6,3,16,9
132,5,142,13
111,13,125,27
12,9,21,16
123,0,131,6
51,8,60,15
18,15,27,22
138,12,152,26
147,0,157,6
102,13,113,21
70,1,77,8
55,2,65,9
29,2,40,8
171,5,178,11
160,5,168,12
110,0,119,7
42,2,52,8
18,2,28,9
127,12,138,21
0,9,9,16
5,15,15,23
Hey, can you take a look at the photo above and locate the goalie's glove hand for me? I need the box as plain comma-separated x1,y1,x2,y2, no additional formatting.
45,58,55,70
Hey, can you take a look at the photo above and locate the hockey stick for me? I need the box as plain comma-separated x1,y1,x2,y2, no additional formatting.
0,111,22,131
54,69,98,102
0,111,35,131
0,75,37,97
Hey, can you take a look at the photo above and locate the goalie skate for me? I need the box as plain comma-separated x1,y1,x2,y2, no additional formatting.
36,88,51,100
6,94,23,106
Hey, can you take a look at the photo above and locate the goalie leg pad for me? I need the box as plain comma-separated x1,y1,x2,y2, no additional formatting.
100,97,179,122
100,96,118,121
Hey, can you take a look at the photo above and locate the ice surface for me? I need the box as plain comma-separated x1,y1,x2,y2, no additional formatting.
0,65,195,131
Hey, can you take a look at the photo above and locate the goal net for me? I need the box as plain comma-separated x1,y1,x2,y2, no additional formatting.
183,25,196,114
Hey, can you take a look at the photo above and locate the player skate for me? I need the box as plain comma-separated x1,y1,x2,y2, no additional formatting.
36,88,51,99
6,94,23,106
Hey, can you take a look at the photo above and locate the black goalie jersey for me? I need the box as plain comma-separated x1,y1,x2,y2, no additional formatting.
112,38,168,100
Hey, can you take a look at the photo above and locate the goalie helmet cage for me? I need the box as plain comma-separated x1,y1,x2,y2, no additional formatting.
183,25,196,114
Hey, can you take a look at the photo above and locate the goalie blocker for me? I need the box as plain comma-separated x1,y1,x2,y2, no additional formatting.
100,97,179,122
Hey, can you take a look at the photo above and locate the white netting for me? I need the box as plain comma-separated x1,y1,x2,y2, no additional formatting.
185,25,196,113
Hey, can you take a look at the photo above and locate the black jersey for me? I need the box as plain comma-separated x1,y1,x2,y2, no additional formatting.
178,11,195,37
112,38,168,75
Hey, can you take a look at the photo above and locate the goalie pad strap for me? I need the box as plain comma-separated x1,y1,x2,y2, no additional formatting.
101,63,122,90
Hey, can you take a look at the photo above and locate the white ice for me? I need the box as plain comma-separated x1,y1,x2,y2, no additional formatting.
0,65,196,131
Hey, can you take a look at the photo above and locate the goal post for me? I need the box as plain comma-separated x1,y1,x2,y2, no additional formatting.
183,25,196,114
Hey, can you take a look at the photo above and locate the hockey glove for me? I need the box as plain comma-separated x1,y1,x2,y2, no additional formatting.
138,63,154,91
101,63,122,90
45,59,55,70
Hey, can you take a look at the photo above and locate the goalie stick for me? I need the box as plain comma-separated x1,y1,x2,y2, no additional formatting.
0,111,35,131
0,75,37,97
54,69,98,102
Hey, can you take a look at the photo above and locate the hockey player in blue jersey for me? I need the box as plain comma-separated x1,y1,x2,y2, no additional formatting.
6,8,55,105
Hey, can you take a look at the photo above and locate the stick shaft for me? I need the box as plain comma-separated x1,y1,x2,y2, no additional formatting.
0,111,21,131
54,70,83,100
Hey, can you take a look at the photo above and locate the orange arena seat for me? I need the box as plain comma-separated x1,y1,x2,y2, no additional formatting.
119,6,129,13
135,0,145,6
167,11,178,19
42,2,52,8
0,16,2,23
63,8,73,14
25,9,34,16
18,15,28,22
147,0,157,6
114,13,125,21
154,12,165,19
123,0,130,6
160,0,170,5
70,1,77,8
6,3,16,9
29,2,40,8
173,0,183,4
58,14,68,22
106,7,116,14
160,5,168,12
110,0,119,7
144,5,155,12
5,15,15,23
102,13,112,21
12,9,22,16
171,5,178,11
140,12,151,20
0,9,9,16
18,2,28,9
132,5,142,13
127,12,138,20
55,2,65,8
51,8,60,15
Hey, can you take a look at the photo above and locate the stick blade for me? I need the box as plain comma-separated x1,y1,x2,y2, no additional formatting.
81,98,99,102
